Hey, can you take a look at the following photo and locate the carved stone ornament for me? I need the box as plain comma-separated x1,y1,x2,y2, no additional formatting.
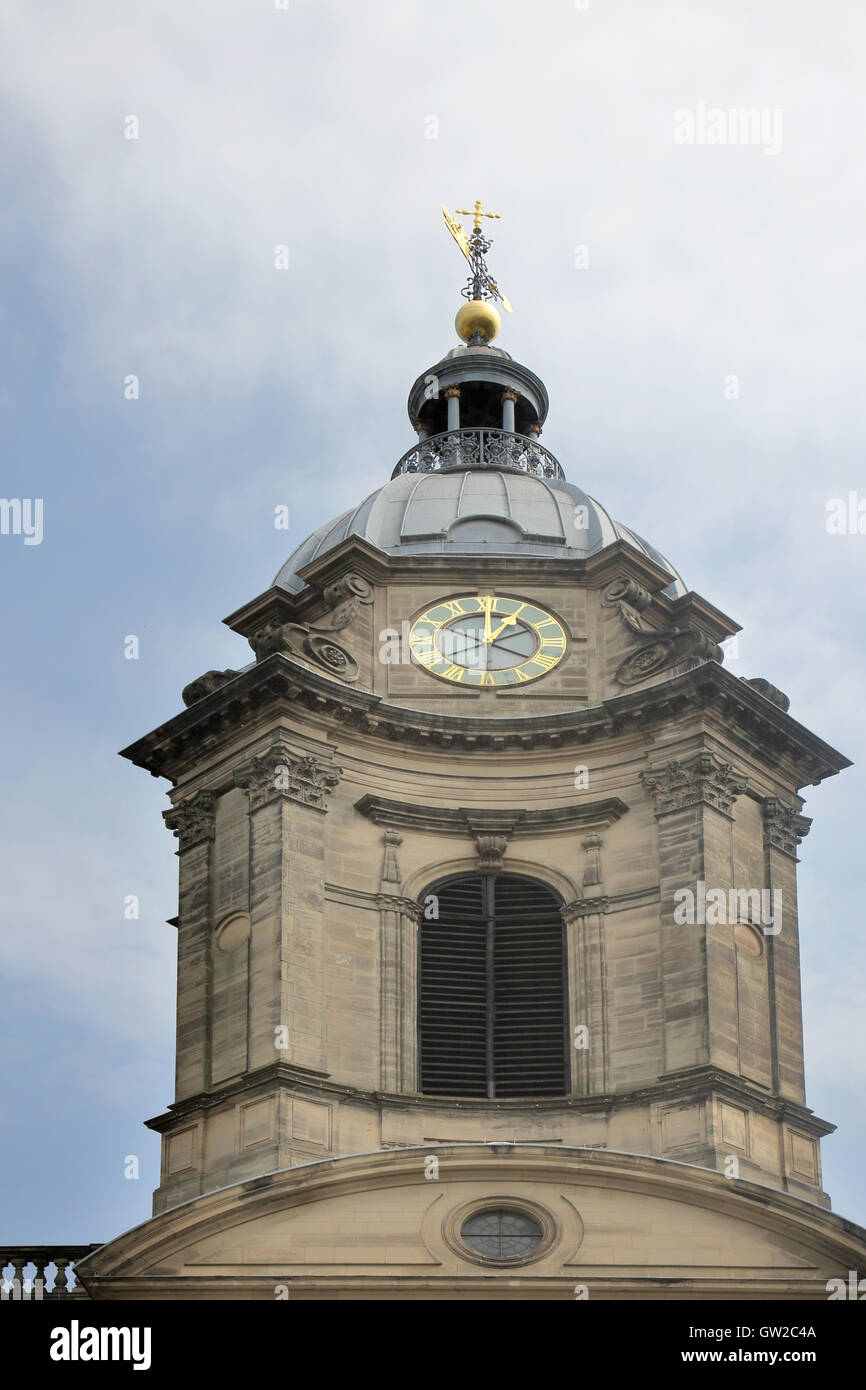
615,628,722,686
322,574,374,609
763,796,811,858
602,576,652,636
181,669,239,708
640,752,749,816
475,833,509,871
249,621,359,681
616,602,648,635
381,829,403,886
248,572,373,682
163,789,216,849
233,744,343,812
602,577,652,611
744,677,790,713
581,832,604,888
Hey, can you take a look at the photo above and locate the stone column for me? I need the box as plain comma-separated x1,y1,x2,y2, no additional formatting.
501,388,517,432
164,790,216,1099
444,385,461,432
377,829,421,1093
234,742,342,1076
641,752,748,1076
762,797,811,1102
564,896,609,1095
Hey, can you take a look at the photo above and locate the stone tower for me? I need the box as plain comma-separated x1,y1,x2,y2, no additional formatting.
79,236,866,1298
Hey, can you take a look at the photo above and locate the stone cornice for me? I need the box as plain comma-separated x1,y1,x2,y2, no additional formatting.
120,653,850,790
242,538,725,621
76,1143,866,1293
354,794,628,836
144,1060,835,1139
658,1066,836,1137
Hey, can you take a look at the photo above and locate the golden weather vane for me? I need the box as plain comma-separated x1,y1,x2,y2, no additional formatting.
441,201,513,339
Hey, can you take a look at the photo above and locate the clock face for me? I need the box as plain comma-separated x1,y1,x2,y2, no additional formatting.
408,593,568,687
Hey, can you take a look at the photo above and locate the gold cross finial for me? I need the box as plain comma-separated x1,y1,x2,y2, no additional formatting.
455,200,501,231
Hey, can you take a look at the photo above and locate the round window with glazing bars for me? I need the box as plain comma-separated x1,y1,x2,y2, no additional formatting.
460,1208,544,1260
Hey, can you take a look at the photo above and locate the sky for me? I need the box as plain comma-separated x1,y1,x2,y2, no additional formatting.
1,0,864,1249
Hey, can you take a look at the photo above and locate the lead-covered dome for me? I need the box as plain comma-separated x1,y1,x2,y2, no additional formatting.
274,342,686,599
274,467,686,597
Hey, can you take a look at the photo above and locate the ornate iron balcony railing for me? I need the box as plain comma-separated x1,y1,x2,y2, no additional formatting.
391,428,565,481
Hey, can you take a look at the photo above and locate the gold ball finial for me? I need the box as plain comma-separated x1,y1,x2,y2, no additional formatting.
455,299,501,344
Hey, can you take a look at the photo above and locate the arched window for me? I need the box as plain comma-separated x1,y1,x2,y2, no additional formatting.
418,872,569,1098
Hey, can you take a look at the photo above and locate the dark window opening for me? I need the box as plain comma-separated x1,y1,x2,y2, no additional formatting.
418,872,569,1098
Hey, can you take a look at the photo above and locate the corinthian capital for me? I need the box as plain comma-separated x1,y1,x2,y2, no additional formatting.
234,743,342,813
763,797,812,858
641,752,749,816
163,789,216,850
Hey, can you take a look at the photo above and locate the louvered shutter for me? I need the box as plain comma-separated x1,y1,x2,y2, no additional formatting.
492,875,568,1097
418,876,488,1097
418,873,568,1098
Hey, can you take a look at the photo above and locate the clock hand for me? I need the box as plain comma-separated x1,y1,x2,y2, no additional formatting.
492,636,534,658
440,627,488,667
489,604,527,642
442,628,485,653
483,595,493,645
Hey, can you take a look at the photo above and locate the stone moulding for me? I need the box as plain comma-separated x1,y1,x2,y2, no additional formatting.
74,1142,866,1300
354,794,629,836
142,1060,836,1136
120,653,850,789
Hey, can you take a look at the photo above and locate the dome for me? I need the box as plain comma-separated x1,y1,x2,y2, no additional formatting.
274,467,687,598
275,338,686,600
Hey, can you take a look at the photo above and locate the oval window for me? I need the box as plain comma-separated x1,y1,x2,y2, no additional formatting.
460,1208,543,1260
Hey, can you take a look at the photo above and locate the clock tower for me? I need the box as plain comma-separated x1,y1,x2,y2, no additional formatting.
78,211,866,1298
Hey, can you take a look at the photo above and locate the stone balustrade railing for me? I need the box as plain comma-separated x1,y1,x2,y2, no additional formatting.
0,1245,102,1299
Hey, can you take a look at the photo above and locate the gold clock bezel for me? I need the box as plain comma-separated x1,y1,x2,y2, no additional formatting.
407,592,568,688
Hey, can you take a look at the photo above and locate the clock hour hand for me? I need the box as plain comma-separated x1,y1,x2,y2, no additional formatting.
489,605,526,642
